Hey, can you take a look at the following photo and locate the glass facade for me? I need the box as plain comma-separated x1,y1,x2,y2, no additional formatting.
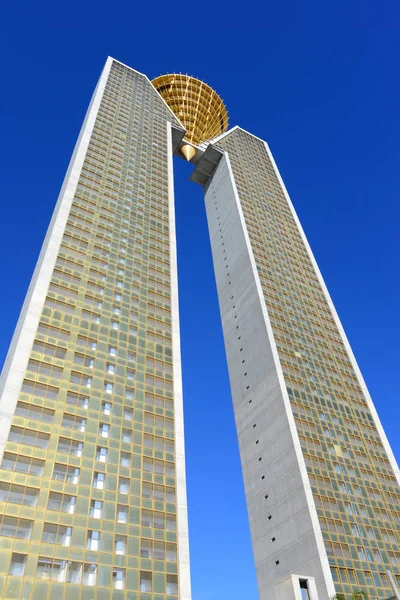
212,127,400,600
0,60,187,600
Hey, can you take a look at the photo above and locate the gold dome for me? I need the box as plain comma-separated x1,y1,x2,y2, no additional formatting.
152,74,228,147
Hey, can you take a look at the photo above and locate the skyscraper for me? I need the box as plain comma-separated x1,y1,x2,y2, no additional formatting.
0,56,399,600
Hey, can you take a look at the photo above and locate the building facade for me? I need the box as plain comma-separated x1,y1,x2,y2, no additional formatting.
0,58,190,600
0,56,399,600
199,128,400,600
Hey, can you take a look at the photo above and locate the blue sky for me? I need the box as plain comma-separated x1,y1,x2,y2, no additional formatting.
0,2,399,599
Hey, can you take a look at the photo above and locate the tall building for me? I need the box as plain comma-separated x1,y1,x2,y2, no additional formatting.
0,56,399,600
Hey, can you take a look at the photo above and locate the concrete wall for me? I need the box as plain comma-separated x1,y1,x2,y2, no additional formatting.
204,153,334,600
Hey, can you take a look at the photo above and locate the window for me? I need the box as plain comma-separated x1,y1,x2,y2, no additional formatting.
52,463,80,484
300,580,310,600
120,452,131,468
166,575,178,595
15,402,54,423
83,564,97,586
122,429,132,444
90,500,102,519
70,372,92,388
8,426,50,448
106,363,115,374
111,321,119,330
166,543,177,562
124,408,133,421
358,547,368,561
93,472,105,490
154,542,165,560
101,401,111,415
114,535,127,555
66,392,89,409
87,530,100,551
9,553,27,576
21,379,59,401
67,562,82,584
141,510,152,528
140,539,151,558
166,515,176,531
73,353,94,369
37,558,56,581
117,505,128,523
48,492,76,514
0,517,32,540
0,482,38,507
140,572,152,593
57,437,83,457
112,568,125,590
1,453,44,476
119,478,129,494
61,413,86,432
42,523,72,546
108,346,117,356
104,382,113,394
99,423,110,438
96,447,107,463
125,388,134,401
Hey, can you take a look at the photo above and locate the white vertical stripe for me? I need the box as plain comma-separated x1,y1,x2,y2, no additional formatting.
167,122,192,600
0,57,113,461
223,150,336,599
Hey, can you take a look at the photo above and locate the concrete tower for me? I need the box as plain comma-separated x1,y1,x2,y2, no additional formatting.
0,57,399,600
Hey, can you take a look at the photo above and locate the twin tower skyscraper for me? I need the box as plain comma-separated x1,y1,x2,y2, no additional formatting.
0,57,399,600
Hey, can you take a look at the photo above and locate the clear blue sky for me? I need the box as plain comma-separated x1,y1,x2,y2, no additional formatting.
0,2,399,599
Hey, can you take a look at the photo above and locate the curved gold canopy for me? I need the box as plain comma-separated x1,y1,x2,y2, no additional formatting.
152,74,228,147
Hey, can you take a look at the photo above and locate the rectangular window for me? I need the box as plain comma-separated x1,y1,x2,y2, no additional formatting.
66,391,89,409
90,500,102,519
122,429,132,444
48,492,76,514
0,516,32,540
101,401,111,415
83,564,97,586
140,572,152,593
21,380,59,401
120,452,131,468
0,482,38,507
124,408,133,421
114,535,127,555
93,472,105,490
1,453,44,476
117,505,128,523
119,478,129,495
166,575,178,595
9,553,27,576
57,437,83,457
52,463,80,484
112,568,125,590
87,530,100,551
8,426,50,449
61,413,86,432
42,523,72,546
15,402,54,423
99,423,110,438
104,382,113,394
96,447,107,463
